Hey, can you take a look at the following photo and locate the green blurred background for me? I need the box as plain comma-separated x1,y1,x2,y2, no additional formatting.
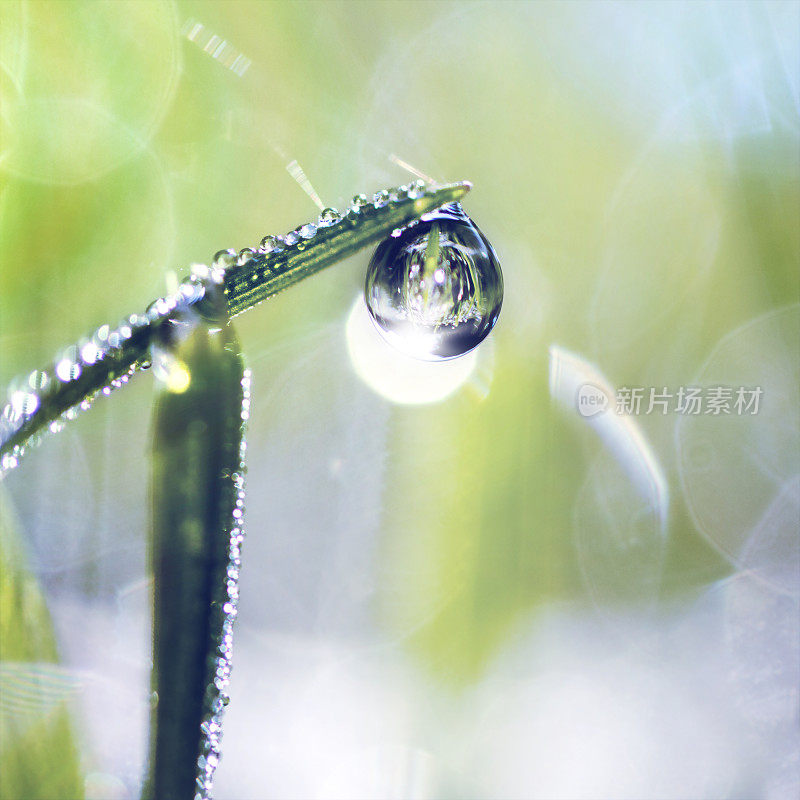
1,1,798,798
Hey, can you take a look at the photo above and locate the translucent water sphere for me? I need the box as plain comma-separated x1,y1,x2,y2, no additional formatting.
365,203,503,360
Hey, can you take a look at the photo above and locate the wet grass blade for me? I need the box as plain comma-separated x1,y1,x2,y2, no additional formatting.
143,313,247,800
0,180,470,474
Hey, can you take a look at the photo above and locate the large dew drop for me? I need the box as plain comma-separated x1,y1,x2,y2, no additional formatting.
365,203,503,360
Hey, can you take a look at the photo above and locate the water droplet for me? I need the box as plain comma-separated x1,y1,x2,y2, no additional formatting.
180,280,205,304
365,203,503,360
129,313,149,330
28,370,50,391
80,340,100,365
146,298,169,322
191,263,212,282
213,249,237,269
237,248,256,266
56,355,82,382
260,235,281,253
298,223,316,239
351,193,368,208
373,189,390,207
318,207,341,226
406,179,426,199
283,231,299,246
9,389,40,418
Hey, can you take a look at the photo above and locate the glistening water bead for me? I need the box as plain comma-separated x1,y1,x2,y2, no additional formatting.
365,202,503,360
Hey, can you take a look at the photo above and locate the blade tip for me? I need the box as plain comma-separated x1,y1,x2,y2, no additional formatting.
436,179,472,203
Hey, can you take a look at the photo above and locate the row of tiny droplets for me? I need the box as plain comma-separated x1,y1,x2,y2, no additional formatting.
210,180,431,289
0,359,141,476
0,273,218,478
0,316,150,476
195,367,251,800
0,180,431,477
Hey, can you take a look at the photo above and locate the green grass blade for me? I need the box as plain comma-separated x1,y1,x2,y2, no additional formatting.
142,307,247,800
1,180,469,477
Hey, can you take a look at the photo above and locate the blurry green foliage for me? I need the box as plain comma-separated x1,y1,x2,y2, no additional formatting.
0,491,83,800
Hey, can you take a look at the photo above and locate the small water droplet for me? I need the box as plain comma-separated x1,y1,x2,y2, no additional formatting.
406,179,426,199
283,231,300,246
28,370,50,391
147,298,171,322
351,193,368,208
237,248,256,266
365,202,503,360
8,389,39,419
130,313,149,330
260,235,280,253
213,249,237,269
191,263,212,282
373,189,390,207
180,280,205,304
56,355,82,382
80,341,100,365
318,207,341,226
298,223,316,239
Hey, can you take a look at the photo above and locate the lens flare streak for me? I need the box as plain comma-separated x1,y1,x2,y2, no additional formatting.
182,19,251,77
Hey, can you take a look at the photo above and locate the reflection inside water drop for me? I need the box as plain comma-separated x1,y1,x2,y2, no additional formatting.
365,203,503,360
